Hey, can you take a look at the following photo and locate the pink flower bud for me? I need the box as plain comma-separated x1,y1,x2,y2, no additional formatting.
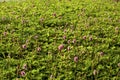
115,27,119,34
52,13,56,17
20,71,26,77
93,70,98,75
72,39,76,43
37,47,41,52
67,40,71,44
63,35,66,40
115,27,119,30
118,63,120,67
22,64,27,70
74,56,78,63
40,18,44,22
34,35,38,39
83,36,86,40
67,46,70,51
3,32,7,36
22,44,27,49
26,40,29,43
64,29,67,32
58,44,64,51
89,36,93,41
50,75,53,79
99,52,104,56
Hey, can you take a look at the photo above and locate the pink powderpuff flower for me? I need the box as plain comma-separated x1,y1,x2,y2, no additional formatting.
89,36,93,41
115,27,119,34
58,44,64,51
115,27,119,30
3,32,7,36
37,47,41,52
99,52,104,56
72,39,76,43
22,44,27,49
26,40,29,43
22,64,27,70
52,13,56,17
50,75,53,79
20,71,26,77
67,46,70,51
63,35,66,40
118,63,120,67
74,56,78,63
93,70,98,75
40,18,44,22
83,36,86,40
67,40,71,44
34,35,38,39
64,29,67,32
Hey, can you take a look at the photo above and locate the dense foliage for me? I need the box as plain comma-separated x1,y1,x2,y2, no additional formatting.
0,0,120,79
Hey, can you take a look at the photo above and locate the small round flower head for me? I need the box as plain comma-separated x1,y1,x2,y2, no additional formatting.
52,13,56,17
89,36,93,41
22,44,27,49
83,36,86,40
118,63,120,67
58,44,64,51
23,64,27,70
40,18,44,22
72,39,76,43
99,52,104,56
50,75,53,79
37,47,41,52
34,35,38,39
20,71,25,77
63,35,66,40
26,40,29,43
67,40,71,44
74,56,78,63
52,13,57,17
64,29,67,32
115,27,119,34
3,32,7,36
115,27,119,30
93,70,98,75
67,46,70,51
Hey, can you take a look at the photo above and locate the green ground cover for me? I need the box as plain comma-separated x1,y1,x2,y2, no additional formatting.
0,0,120,79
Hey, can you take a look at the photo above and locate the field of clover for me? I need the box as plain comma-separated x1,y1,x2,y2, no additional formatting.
0,0,120,80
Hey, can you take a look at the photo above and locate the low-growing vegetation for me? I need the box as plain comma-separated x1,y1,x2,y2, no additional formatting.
0,0,120,79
